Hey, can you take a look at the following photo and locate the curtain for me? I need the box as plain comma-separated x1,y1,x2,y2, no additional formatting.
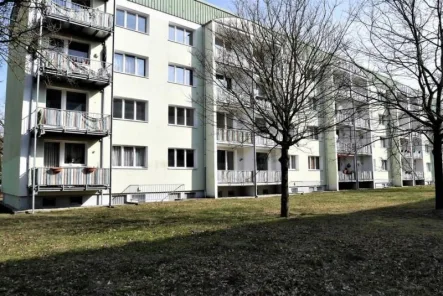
137,58,145,76
114,54,123,72
112,146,121,166
135,147,145,167
125,55,135,74
44,142,60,167
124,147,134,166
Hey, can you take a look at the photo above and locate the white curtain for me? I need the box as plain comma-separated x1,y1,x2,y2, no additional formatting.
124,147,134,166
44,143,60,167
135,147,145,167
112,147,121,166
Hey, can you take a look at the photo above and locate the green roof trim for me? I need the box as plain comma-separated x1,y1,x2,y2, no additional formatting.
128,0,234,25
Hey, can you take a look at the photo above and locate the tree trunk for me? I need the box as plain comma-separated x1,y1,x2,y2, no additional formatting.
433,132,443,210
279,145,290,218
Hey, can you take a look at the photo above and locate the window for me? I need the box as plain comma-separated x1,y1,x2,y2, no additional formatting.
217,150,234,170
380,137,388,148
168,25,193,45
289,155,298,170
168,106,194,126
255,118,267,132
68,41,89,59
381,160,388,171
114,53,148,77
308,156,320,170
168,65,193,86
217,112,234,129
256,153,268,170
65,143,86,164
379,115,387,125
168,149,195,168
425,144,430,153
116,9,148,33
112,146,147,168
70,196,83,206
113,99,147,121
427,162,432,172
307,127,319,140
311,98,318,111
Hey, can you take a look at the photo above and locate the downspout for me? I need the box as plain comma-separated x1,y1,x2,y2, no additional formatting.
108,0,116,207
252,78,258,198
31,14,44,214
202,26,208,198
351,77,359,190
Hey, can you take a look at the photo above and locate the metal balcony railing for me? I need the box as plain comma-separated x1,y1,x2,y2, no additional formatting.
256,171,282,183
217,128,252,145
36,108,111,135
30,167,110,190
413,152,423,159
415,171,424,179
336,112,370,129
338,171,373,181
42,51,112,83
337,142,372,154
44,0,113,31
217,170,282,184
402,172,413,180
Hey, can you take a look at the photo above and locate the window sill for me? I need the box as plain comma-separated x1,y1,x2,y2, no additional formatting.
116,25,150,36
308,169,321,171
167,81,195,88
168,167,197,170
168,124,196,129
114,118,148,123
114,71,149,79
113,167,147,170
168,39,194,48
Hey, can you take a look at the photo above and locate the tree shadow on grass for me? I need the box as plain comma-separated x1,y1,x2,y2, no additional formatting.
1,199,443,295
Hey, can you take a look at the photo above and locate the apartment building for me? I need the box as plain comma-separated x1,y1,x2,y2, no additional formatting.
3,0,434,211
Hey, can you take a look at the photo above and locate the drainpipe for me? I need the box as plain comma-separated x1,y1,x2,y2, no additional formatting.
252,81,258,198
108,0,116,207
31,14,44,214
351,78,359,190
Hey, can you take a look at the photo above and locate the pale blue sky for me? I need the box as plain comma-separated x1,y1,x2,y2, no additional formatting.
0,0,233,103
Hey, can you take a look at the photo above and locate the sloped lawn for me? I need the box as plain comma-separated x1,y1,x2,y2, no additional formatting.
1,186,442,295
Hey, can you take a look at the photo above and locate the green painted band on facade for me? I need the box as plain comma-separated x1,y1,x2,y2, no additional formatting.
128,0,234,25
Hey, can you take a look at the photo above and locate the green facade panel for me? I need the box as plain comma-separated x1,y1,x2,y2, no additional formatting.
128,0,233,24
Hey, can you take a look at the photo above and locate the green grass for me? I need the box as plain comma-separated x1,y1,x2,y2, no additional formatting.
1,187,443,295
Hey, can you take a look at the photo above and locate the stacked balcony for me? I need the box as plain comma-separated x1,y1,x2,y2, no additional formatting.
217,170,282,185
43,0,113,40
336,142,372,155
336,112,370,129
216,128,280,148
29,167,110,192
338,171,373,182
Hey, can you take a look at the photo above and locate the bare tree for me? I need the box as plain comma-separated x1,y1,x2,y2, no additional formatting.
197,0,355,217
346,0,443,211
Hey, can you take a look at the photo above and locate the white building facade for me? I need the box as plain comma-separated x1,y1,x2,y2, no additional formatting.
3,0,435,211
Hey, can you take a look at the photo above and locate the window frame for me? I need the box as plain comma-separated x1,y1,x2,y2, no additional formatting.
289,155,298,170
113,98,148,122
168,24,193,46
307,126,319,140
168,106,195,127
116,8,149,34
380,137,388,148
427,162,432,172
308,156,320,170
114,53,148,77
112,146,147,168
44,140,87,167
168,64,194,86
381,159,388,171
168,148,196,169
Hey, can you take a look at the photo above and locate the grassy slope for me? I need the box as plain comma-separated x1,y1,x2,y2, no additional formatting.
1,187,442,295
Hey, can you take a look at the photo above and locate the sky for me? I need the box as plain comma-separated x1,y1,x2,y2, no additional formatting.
0,0,233,106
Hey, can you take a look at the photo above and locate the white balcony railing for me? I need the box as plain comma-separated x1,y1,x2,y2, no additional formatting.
30,167,110,189
337,142,372,154
415,171,424,179
413,152,423,159
42,51,112,83
338,171,373,181
256,171,282,183
217,170,253,184
402,172,413,180
217,128,252,145
36,108,111,134
336,113,370,129
44,0,114,31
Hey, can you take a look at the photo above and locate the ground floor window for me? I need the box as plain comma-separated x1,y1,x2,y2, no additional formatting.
217,150,234,170
168,149,195,168
256,153,268,170
44,141,86,167
308,156,320,170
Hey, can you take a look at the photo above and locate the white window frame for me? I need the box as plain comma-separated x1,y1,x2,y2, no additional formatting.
168,64,194,86
381,159,388,171
112,146,147,168
168,148,196,169
46,87,89,111
307,126,319,140
380,137,388,148
378,115,387,125
168,106,195,127
44,140,88,167
217,150,235,171
427,162,432,172
425,144,430,153
168,24,193,46
114,53,148,77
308,156,320,170
289,155,298,170
113,98,148,122
116,9,149,34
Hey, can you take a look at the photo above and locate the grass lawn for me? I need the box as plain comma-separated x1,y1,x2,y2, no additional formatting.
1,186,443,295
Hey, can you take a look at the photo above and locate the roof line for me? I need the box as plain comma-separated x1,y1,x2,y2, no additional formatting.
195,0,235,16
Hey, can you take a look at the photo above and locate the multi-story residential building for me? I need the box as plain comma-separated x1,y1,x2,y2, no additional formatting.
3,0,435,211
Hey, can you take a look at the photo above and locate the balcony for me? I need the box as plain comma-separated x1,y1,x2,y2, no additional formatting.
338,171,373,182
415,171,424,180
402,172,413,180
216,128,252,145
41,51,112,86
43,0,113,39
337,142,372,155
413,152,423,159
217,170,281,184
336,113,370,129
33,108,111,137
29,167,110,192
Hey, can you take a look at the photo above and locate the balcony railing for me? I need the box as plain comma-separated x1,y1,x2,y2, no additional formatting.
218,170,253,184
44,0,113,32
42,51,112,84
217,128,252,145
413,152,423,159
336,113,370,129
256,171,282,183
415,171,424,179
337,142,372,155
402,172,413,180
217,170,281,184
30,167,110,190
338,171,373,181
36,108,111,135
